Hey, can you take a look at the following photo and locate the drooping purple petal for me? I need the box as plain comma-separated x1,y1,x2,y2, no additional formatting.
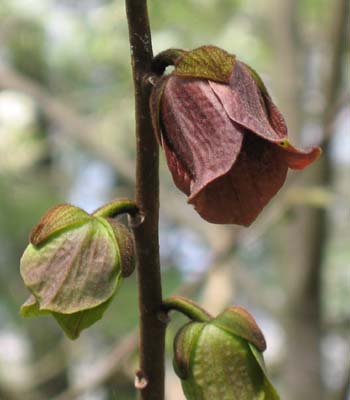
189,132,288,225
209,62,284,141
210,61,321,170
160,76,244,198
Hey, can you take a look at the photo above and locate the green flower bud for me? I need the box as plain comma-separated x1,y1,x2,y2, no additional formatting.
20,201,136,339
173,306,280,400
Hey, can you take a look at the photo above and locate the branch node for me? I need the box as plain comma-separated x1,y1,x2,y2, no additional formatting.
157,310,171,325
134,370,149,390
143,73,158,89
128,211,145,228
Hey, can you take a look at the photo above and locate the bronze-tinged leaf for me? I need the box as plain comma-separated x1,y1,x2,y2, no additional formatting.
174,45,235,83
212,306,266,352
21,218,121,314
189,132,288,225
30,204,91,246
161,76,244,200
173,322,205,380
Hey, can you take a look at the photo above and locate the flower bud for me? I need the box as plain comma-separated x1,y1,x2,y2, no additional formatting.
173,306,280,399
151,45,321,225
20,202,135,339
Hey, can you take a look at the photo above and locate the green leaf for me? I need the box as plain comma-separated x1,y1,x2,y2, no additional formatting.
174,45,235,83
212,306,266,351
30,204,91,246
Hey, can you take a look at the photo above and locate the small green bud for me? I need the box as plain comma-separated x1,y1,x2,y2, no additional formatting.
20,201,136,339
173,306,280,400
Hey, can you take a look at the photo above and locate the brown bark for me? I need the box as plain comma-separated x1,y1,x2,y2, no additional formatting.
125,1,166,399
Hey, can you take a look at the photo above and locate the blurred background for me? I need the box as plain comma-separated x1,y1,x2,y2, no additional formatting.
0,0,349,399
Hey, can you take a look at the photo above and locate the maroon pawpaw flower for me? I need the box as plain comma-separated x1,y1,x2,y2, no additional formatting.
150,46,321,225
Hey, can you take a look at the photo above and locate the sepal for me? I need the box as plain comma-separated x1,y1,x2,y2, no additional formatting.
212,306,266,351
30,204,91,246
174,46,236,83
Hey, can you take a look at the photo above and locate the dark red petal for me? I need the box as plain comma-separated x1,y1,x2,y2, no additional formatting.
150,75,170,146
209,61,322,171
276,141,322,170
189,132,288,225
209,61,286,142
161,76,244,198
262,94,288,137
241,62,288,138
162,138,192,195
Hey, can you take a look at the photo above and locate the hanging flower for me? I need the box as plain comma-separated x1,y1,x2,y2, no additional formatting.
151,46,321,225
20,200,136,339
173,306,280,399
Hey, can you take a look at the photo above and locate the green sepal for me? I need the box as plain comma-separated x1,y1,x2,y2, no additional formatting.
212,306,266,351
20,294,50,317
248,343,281,399
21,293,118,340
174,45,236,83
30,204,91,246
173,322,205,379
52,293,117,340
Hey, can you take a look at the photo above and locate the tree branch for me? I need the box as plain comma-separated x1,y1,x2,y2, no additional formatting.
124,1,165,399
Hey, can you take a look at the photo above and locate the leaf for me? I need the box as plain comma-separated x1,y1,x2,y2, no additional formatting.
30,204,91,246
212,306,266,351
174,45,235,83
20,217,121,314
